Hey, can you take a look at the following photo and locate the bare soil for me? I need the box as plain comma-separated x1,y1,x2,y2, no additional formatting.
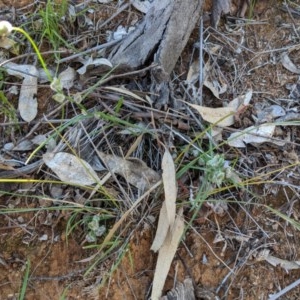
1,0,300,299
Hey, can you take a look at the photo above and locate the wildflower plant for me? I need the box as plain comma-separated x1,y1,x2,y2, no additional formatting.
0,20,64,101
85,215,106,243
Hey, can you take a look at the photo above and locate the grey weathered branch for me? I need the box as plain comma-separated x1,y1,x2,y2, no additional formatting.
109,0,203,79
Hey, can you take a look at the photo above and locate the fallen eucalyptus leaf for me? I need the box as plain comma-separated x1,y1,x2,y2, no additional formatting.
162,148,177,226
43,152,100,185
151,149,178,252
189,90,252,127
150,201,169,252
189,105,235,127
4,62,38,122
255,104,286,124
12,140,34,151
227,124,276,148
103,86,146,102
97,151,160,191
151,208,184,300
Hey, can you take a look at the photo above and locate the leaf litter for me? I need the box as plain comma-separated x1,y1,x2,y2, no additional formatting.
151,149,184,300
1,1,300,300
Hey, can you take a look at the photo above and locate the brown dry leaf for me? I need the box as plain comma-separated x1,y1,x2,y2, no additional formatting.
151,208,185,300
162,148,177,226
189,104,236,127
189,90,252,127
97,151,160,191
43,152,100,185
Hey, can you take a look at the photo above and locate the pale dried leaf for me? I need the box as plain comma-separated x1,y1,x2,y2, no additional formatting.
228,89,252,108
266,255,300,271
203,60,228,98
12,140,34,151
58,67,76,89
31,135,47,146
107,25,135,42
77,57,112,75
103,86,146,102
151,209,184,300
256,104,286,123
97,151,160,191
227,124,276,148
257,249,300,271
189,104,236,127
93,58,113,68
190,92,250,128
281,52,300,74
186,59,199,84
19,74,38,122
200,127,223,141
4,62,38,122
150,201,169,252
203,78,221,99
43,152,100,185
162,148,177,226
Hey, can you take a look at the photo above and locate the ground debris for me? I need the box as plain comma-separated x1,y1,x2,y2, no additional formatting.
161,278,195,300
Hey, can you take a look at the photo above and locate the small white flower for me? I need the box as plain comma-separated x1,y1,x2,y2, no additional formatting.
0,21,13,37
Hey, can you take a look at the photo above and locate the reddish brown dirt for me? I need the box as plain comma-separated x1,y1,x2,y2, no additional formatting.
98,194,300,300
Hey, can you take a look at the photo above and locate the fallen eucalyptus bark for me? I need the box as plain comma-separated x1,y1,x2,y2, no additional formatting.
109,0,203,107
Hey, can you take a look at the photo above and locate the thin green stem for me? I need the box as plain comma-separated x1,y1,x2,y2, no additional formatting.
12,27,53,82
